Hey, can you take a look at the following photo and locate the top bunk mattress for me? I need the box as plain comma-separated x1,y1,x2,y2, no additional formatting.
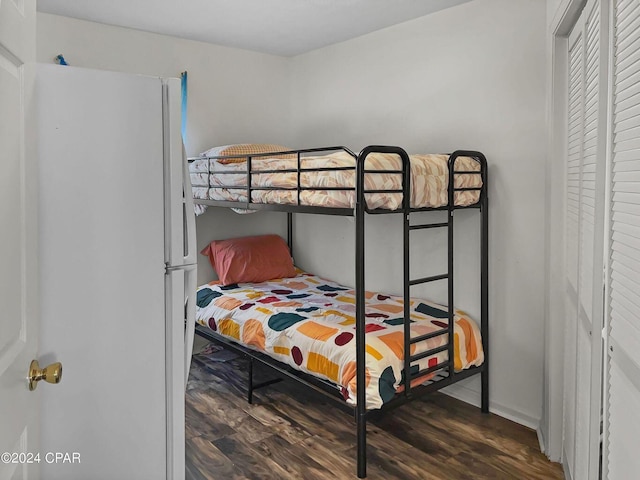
190,151,482,210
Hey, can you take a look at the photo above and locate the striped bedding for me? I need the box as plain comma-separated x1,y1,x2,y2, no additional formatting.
190,151,482,211
195,270,484,409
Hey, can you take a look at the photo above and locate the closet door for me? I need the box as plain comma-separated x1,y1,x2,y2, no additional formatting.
564,0,607,478
605,0,640,478
563,22,583,478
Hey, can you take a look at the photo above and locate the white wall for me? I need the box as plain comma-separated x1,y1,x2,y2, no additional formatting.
289,0,547,428
37,13,294,156
36,13,293,283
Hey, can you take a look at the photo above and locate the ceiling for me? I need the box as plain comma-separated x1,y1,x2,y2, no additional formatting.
37,0,471,57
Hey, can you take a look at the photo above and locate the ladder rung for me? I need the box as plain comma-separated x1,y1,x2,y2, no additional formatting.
453,187,482,191
412,361,450,379
364,169,402,174
410,344,449,363
410,328,449,344
409,222,448,230
409,273,448,286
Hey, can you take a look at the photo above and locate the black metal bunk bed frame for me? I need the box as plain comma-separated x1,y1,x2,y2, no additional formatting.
190,145,489,478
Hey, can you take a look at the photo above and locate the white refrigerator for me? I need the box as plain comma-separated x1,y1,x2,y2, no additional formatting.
36,64,196,480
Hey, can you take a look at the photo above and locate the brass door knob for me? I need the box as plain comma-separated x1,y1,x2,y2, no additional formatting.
28,360,62,391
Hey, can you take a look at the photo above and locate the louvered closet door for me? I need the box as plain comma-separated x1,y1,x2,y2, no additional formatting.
564,0,608,479
563,24,583,478
606,0,640,478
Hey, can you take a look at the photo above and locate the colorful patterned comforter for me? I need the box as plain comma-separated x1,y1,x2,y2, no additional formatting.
190,151,482,210
195,271,484,409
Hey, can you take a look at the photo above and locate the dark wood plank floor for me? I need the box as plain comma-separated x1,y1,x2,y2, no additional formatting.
186,346,563,480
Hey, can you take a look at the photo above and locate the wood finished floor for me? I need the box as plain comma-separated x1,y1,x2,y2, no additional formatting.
186,348,563,480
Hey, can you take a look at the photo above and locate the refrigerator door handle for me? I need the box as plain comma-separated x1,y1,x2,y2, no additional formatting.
182,145,197,266
183,263,197,387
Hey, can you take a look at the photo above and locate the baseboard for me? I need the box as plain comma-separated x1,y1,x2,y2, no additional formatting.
537,426,546,455
442,383,540,431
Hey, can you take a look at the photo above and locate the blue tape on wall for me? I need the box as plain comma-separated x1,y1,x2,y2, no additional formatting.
181,71,188,142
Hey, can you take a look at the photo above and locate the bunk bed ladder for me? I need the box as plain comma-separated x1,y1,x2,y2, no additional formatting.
356,147,487,478
403,194,452,401
403,151,488,402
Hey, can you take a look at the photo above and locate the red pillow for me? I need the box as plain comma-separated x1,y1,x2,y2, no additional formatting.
201,234,295,285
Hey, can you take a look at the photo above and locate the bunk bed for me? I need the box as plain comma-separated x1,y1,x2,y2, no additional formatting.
189,145,489,479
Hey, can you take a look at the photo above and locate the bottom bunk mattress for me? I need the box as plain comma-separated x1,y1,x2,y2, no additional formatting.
195,270,484,410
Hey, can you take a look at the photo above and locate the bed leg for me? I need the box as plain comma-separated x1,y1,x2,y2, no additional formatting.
480,166,489,415
481,368,489,413
247,356,254,405
357,411,367,478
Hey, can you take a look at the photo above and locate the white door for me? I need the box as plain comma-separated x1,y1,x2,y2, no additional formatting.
604,0,640,478
0,0,38,479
